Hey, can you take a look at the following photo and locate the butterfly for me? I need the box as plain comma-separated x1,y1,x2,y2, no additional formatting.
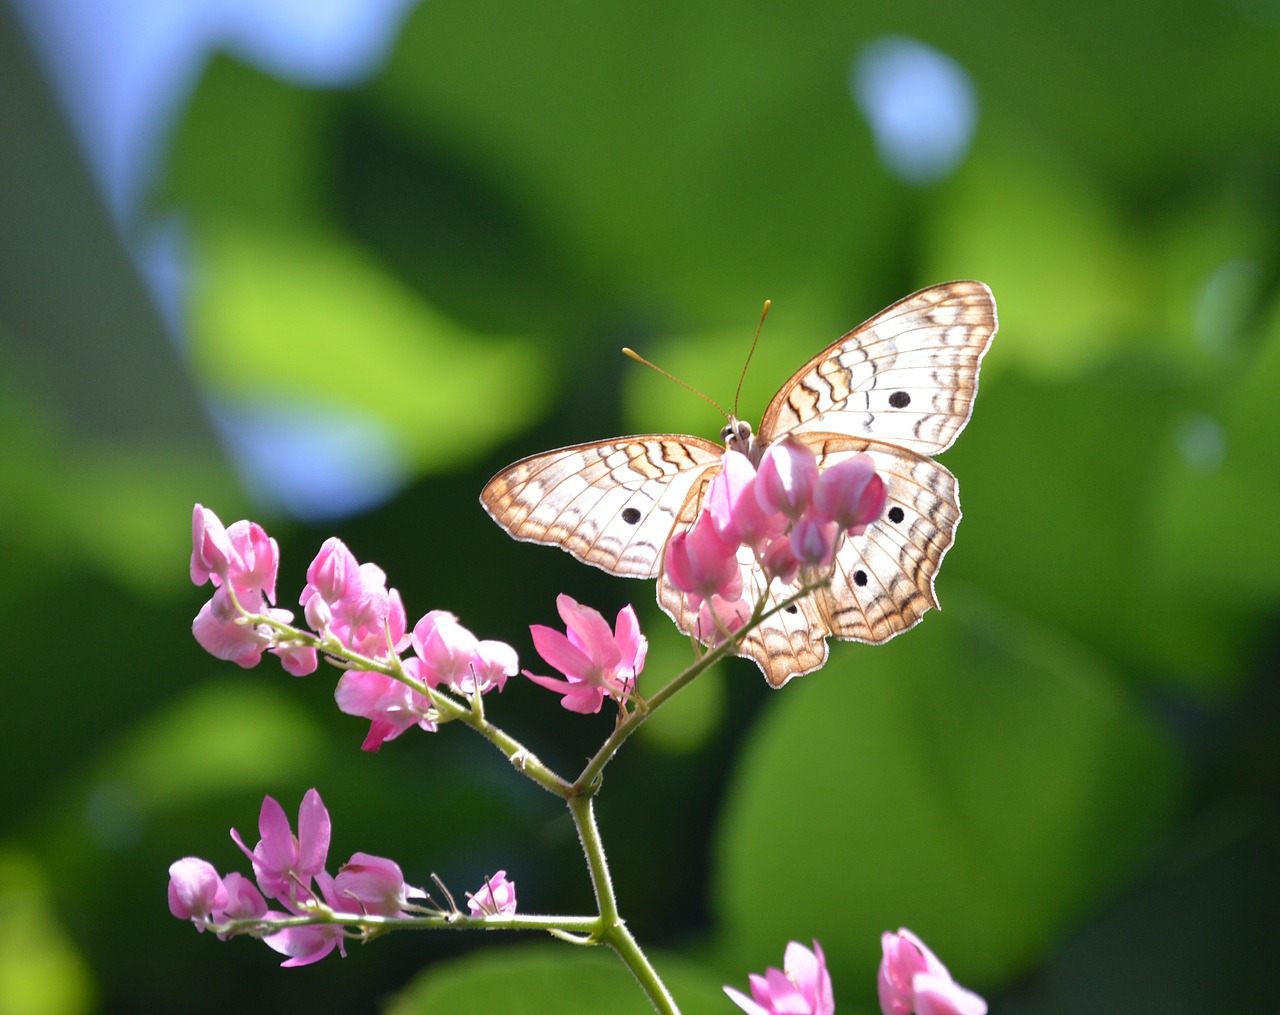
481,281,997,687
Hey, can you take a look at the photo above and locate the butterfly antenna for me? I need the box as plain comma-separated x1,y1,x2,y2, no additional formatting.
733,299,770,418
621,347,729,420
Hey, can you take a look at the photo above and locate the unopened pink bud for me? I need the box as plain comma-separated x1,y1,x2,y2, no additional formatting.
168,857,228,925
790,516,839,569
813,455,886,534
755,439,819,521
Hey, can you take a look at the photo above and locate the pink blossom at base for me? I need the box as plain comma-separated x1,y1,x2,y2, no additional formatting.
724,939,834,1015
335,669,436,750
467,870,517,916
878,928,986,1015
230,789,331,905
334,852,426,917
524,595,647,713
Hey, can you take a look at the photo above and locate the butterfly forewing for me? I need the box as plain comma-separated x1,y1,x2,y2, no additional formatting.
480,436,723,578
760,280,995,456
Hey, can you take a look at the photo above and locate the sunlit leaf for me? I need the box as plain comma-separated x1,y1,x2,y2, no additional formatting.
190,219,551,473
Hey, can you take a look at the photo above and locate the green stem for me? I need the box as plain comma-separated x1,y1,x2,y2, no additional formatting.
569,794,679,1014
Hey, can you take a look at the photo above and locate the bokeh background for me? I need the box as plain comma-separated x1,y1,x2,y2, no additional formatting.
3,1,1278,1012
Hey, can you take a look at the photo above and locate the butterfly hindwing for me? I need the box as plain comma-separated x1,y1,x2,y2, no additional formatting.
480,436,723,578
655,433,961,687
760,280,996,456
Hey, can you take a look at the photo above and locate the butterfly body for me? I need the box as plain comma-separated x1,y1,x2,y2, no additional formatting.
481,281,997,687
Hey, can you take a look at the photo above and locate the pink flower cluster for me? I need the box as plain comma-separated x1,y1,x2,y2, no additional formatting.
664,441,886,641
191,505,318,676
335,607,520,751
169,789,426,966
724,939,834,1015
878,928,987,1015
193,506,649,743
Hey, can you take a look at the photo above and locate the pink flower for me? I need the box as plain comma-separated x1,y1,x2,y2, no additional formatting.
467,870,517,916
300,538,408,659
878,928,986,1015
789,516,840,570
524,595,647,713
761,533,801,585
724,939,834,1015
230,789,331,905
707,451,787,551
334,852,426,917
301,537,361,609
754,439,819,521
218,871,268,923
190,505,316,675
190,504,278,600
262,874,347,967
192,585,274,667
812,455,887,535
272,641,319,677
464,638,519,694
692,593,751,646
168,858,229,928
664,510,742,610
403,611,519,694
334,669,436,751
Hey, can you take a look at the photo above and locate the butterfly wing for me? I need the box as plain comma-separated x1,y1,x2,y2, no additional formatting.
657,434,961,687
759,280,996,454
480,436,724,578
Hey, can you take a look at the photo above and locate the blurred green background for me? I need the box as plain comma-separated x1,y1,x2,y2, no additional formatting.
2,1,1278,1012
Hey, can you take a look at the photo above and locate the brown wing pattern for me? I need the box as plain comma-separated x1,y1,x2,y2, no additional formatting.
760,280,996,456
480,436,723,578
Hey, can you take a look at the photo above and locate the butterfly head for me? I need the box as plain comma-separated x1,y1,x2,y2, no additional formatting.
720,418,759,464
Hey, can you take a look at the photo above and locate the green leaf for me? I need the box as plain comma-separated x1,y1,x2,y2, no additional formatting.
386,943,726,1015
1150,291,1280,607
713,597,1183,997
